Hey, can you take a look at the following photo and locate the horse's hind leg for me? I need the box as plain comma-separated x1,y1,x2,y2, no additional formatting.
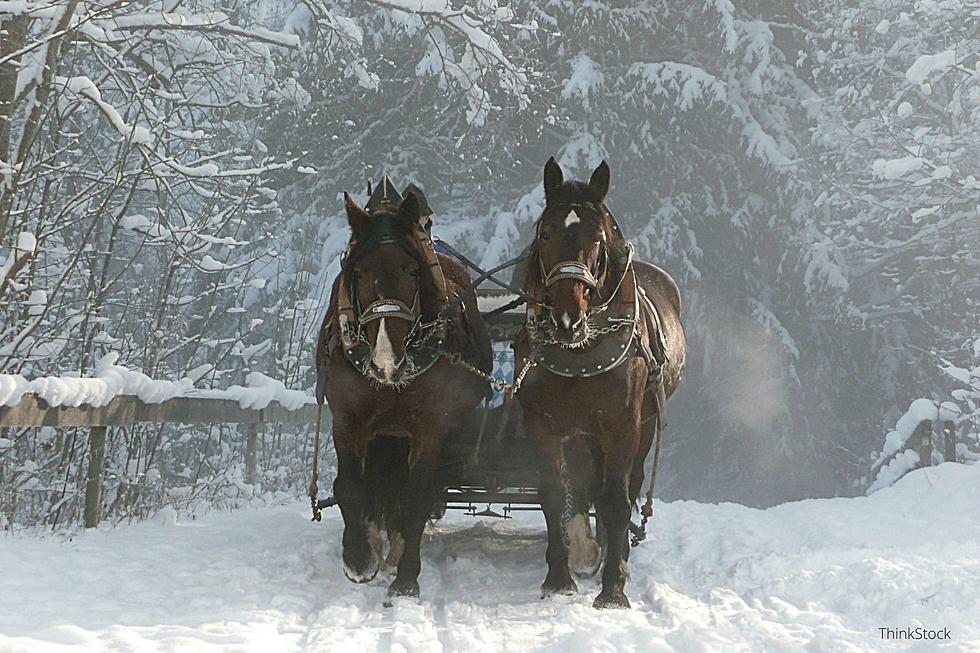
333,419,380,584
387,430,445,600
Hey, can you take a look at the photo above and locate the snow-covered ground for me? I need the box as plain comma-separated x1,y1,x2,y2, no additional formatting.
2,463,977,653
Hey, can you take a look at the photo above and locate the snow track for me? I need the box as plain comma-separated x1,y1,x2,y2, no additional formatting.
2,463,978,652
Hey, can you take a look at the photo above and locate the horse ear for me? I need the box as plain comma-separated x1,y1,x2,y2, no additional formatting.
344,192,370,234
543,156,564,204
588,160,610,203
398,191,421,226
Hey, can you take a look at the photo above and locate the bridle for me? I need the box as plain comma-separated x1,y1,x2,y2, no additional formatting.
533,201,633,321
334,213,450,383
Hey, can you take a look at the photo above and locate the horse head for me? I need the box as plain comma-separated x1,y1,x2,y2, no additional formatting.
528,158,626,347
342,190,435,385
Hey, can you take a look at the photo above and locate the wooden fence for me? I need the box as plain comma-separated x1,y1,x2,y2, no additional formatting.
0,394,318,528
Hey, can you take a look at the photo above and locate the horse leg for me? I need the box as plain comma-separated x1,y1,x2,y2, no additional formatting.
530,431,578,596
386,431,444,600
383,437,409,571
333,421,380,584
364,438,390,569
563,436,601,578
593,419,640,609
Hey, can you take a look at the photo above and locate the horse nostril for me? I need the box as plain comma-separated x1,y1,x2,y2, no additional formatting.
552,312,583,334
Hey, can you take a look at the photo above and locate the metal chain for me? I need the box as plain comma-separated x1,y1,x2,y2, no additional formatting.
442,351,509,392
528,314,634,348
423,346,537,396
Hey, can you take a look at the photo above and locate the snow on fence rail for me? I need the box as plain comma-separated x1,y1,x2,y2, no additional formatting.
868,398,972,494
0,375,316,528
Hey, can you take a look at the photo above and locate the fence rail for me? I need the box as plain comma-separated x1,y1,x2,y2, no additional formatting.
0,394,318,528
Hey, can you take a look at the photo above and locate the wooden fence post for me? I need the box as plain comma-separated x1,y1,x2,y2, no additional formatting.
913,419,932,469
943,420,957,463
244,423,258,485
84,426,108,528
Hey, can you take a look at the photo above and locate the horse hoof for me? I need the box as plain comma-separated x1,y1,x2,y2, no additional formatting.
343,550,380,584
593,590,631,610
540,576,578,597
386,578,420,599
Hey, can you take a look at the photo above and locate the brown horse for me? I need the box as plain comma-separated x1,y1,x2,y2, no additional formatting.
315,184,491,600
514,158,686,609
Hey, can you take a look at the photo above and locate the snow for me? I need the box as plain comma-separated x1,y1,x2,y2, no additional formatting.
119,214,152,231
866,449,920,494
0,356,311,409
0,231,37,282
15,232,35,253
0,353,193,408
871,156,925,180
58,76,153,145
872,398,938,469
561,54,603,110
199,254,232,272
905,50,956,84
206,372,310,410
1,463,978,651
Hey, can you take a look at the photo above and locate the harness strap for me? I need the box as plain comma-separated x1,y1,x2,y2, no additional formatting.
309,402,324,521
544,261,599,289
359,297,417,325
436,250,532,320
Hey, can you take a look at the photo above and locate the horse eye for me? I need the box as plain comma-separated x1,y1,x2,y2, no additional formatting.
539,231,550,240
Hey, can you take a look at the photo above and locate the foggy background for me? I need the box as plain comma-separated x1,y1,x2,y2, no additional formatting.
1,1,977,528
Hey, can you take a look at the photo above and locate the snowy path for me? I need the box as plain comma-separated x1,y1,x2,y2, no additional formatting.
2,463,978,652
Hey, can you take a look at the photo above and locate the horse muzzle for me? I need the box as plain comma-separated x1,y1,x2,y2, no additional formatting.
550,310,589,345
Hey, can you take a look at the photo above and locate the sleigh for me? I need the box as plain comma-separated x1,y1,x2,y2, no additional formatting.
433,289,540,518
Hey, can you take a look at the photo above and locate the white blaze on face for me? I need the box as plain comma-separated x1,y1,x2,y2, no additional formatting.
564,209,580,228
372,318,397,380
562,312,572,329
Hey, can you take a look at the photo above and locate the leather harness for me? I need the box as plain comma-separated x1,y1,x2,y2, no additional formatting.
525,201,668,384
326,211,454,385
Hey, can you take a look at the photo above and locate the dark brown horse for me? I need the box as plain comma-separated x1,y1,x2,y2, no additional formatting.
315,184,491,600
514,158,686,609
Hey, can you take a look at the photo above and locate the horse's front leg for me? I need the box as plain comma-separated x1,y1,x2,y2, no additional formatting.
524,415,578,596
594,414,641,609
386,427,445,600
333,416,379,584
